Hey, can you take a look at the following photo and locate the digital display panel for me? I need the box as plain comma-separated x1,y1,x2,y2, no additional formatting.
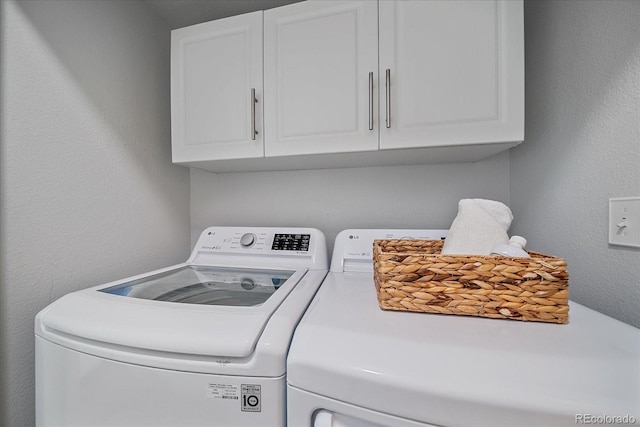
271,234,310,251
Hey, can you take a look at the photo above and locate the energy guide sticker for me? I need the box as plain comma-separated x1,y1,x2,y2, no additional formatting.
207,383,239,400
241,384,261,412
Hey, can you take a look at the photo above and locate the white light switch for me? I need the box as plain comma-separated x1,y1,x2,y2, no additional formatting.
609,197,640,248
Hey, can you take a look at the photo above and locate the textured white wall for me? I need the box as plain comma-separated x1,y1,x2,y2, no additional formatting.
511,0,640,327
2,1,637,426
0,1,190,425
190,152,511,256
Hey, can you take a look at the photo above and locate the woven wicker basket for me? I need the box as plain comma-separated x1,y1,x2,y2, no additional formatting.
373,239,569,324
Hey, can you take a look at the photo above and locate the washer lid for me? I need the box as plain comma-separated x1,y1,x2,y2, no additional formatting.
99,265,293,307
288,273,640,426
38,264,307,359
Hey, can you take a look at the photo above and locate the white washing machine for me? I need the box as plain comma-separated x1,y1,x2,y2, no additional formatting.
36,226,328,427
287,229,640,427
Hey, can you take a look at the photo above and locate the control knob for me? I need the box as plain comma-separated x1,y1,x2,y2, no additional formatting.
240,233,256,248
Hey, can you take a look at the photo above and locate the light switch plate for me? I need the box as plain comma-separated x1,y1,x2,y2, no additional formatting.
609,197,640,248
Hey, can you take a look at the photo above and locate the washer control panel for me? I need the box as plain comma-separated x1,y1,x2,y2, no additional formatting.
192,227,321,259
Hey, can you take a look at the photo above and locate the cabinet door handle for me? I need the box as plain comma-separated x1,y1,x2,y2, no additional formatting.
385,69,391,129
369,72,374,131
251,88,258,141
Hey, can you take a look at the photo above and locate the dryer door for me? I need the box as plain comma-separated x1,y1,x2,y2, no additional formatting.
314,410,385,427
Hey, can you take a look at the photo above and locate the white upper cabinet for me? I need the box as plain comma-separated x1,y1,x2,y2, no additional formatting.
170,0,524,172
379,0,524,150
171,11,264,163
263,1,379,157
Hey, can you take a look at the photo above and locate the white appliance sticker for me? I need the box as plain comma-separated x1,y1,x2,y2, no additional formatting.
241,384,261,412
207,383,239,401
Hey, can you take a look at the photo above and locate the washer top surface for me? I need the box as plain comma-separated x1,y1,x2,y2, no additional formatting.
36,226,328,375
287,229,640,427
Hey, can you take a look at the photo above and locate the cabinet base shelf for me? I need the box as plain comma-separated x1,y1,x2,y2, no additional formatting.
174,141,521,174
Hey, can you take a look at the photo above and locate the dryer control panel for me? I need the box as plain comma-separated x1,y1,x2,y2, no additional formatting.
331,229,448,273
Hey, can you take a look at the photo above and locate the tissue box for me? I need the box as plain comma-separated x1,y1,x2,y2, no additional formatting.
373,239,569,324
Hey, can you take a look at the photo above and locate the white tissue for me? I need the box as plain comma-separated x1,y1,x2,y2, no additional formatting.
441,199,513,255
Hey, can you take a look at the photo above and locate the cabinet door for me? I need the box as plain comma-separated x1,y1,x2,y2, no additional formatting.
379,0,524,150
264,1,378,157
171,12,263,163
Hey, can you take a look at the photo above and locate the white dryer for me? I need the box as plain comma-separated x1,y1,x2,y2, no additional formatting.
36,226,328,427
287,229,640,427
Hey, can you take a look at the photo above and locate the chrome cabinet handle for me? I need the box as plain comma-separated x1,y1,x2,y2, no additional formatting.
369,72,374,131
385,69,391,129
251,88,258,140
